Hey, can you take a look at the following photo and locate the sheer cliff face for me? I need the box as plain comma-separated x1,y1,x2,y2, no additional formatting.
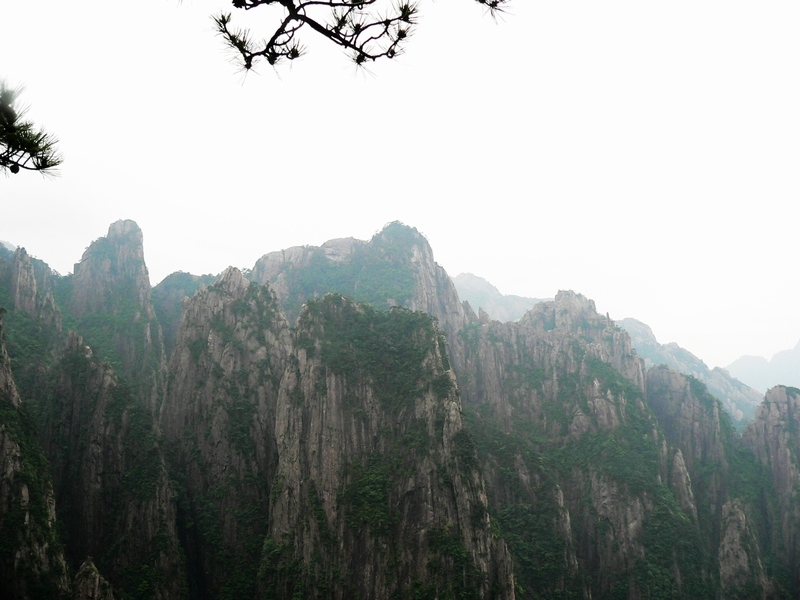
265,295,514,600
401,233,466,336
646,366,727,489
67,220,166,406
250,237,364,313
1,241,182,599
0,321,20,409
72,559,115,600
151,272,217,355
71,220,153,316
42,332,183,600
0,248,65,401
10,247,62,331
447,292,720,598
744,385,800,587
745,386,800,504
160,267,291,599
159,273,514,599
646,366,774,598
453,291,645,437
717,499,771,599
0,318,70,599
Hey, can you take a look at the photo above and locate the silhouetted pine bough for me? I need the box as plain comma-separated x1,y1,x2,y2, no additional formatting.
0,81,61,175
213,0,509,69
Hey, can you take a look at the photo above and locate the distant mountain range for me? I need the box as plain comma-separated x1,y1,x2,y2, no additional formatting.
726,342,800,393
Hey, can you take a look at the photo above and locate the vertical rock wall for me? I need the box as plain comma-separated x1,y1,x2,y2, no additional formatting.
0,315,70,599
68,220,166,409
160,267,291,599
744,385,800,590
40,331,183,599
264,294,514,599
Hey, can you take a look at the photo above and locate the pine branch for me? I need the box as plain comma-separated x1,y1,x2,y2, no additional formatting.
0,81,61,175
213,0,507,70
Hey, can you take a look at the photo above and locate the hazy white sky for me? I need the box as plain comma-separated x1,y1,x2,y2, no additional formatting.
2,1,799,370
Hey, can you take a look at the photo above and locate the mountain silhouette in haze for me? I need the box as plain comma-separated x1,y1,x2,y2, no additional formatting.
452,272,546,322
726,341,800,393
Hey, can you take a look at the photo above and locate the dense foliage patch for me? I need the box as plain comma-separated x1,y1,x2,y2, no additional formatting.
298,294,447,411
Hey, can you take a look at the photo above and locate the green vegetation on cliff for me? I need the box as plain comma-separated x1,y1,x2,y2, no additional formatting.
298,293,447,410
152,271,218,353
5,224,800,599
0,377,68,598
274,222,420,320
42,347,181,600
463,337,716,598
265,294,491,599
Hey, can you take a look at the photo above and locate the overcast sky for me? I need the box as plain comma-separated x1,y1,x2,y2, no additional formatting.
2,1,799,370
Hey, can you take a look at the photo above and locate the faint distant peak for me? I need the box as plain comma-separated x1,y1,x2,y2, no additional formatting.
452,272,546,323
726,341,800,393
616,317,657,343
453,273,502,295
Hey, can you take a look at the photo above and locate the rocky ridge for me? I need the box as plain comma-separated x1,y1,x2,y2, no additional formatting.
2,221,800,598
